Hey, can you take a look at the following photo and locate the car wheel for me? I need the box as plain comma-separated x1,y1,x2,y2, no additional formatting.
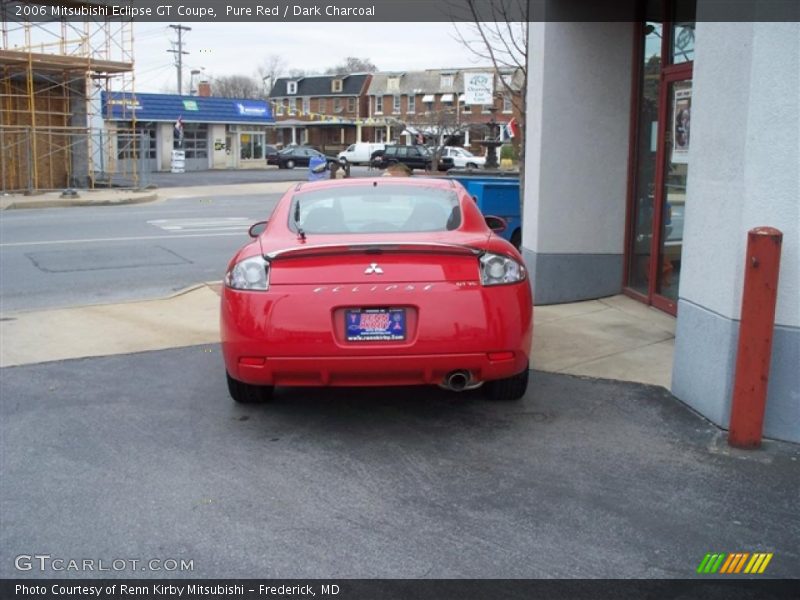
466,162,478,169
286,159,295,169
510,229,522,250
226,371,273,403
484,367,529,401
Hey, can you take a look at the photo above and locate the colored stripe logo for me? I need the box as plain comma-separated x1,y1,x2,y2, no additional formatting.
697,552,773,574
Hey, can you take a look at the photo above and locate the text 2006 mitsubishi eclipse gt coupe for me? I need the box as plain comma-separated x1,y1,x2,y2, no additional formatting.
220,177,533,403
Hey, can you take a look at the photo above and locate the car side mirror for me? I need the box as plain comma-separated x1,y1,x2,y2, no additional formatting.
248,221,268,238
484,216,507,233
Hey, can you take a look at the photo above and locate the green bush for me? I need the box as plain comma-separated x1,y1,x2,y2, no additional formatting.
500,144,518,161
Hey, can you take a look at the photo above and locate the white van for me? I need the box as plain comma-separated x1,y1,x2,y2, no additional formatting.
337,142,385,165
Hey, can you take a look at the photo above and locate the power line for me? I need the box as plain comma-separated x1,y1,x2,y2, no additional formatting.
166,24,191,94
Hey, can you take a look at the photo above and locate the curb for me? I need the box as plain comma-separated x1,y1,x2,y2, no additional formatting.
2,192,159,210
0,281,222,319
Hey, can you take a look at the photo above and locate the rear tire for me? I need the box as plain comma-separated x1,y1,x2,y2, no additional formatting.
466,162,478,169
227,371,273,404
286,159,296,169
484,367,529,401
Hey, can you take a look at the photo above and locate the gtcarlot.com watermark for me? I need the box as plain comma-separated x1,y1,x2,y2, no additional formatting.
15,554,194,573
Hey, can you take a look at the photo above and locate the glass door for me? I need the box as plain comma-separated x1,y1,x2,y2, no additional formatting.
627,22,663,298
654,79,691,311
624,15,694,316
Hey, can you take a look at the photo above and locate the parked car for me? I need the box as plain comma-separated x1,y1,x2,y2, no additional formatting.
265,145,283,166
275,146,337,170
262,145,279,164
221,177,532,403
441,146,486,169
337,142,386,165
370,145,454,172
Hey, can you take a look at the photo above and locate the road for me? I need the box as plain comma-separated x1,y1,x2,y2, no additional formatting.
0,166,401,313
0,193,281,313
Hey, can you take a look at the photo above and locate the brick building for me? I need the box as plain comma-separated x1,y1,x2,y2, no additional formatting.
268,73,379,152
365,68,524,152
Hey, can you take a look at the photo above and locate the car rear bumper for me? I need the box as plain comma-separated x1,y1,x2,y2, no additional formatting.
221,282,532,387
227,352,527,387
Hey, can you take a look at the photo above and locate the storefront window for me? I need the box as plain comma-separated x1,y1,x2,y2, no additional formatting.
239,132,264,159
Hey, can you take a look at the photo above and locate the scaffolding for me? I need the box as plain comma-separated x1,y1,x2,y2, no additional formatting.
0,0,142,192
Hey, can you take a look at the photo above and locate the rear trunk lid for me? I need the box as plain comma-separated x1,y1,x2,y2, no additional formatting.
266,242,482,285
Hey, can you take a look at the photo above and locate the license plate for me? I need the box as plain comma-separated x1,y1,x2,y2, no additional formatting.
345,308,406,342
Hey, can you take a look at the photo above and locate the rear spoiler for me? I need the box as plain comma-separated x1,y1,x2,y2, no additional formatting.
265,242,482,261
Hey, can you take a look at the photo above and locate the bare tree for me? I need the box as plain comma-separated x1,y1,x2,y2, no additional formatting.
256,54,287,96
206,74,262,99
325,57,378,74
407,104,470,171
451,0,528,214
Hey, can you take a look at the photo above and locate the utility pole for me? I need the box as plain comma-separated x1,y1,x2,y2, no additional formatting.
167,24,191,94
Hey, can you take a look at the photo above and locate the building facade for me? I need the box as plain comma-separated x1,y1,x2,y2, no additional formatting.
103,91,274,171
268,74,373,152
0,14,133,191
522,13,798,442
365,68,523,152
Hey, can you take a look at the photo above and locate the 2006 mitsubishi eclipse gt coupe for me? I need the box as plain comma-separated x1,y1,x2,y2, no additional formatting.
220,177,533,403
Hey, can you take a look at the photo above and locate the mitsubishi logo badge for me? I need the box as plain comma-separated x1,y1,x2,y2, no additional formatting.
364,263,384,274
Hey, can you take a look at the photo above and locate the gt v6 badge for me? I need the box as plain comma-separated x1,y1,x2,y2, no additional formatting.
364,263,384,274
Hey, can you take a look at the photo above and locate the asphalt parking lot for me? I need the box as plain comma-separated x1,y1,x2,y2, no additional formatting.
2,345,798,579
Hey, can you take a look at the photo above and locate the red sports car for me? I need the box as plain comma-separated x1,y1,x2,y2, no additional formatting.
220,177,533,402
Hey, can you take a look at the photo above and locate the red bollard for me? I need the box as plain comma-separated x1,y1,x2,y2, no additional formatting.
728,227,783,449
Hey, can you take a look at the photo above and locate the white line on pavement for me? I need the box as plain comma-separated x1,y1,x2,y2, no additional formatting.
0,232,247,248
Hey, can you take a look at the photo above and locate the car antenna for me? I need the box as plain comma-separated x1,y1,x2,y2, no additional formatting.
294,197,306,241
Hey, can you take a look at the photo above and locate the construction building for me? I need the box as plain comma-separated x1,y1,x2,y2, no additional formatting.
1,1,135,192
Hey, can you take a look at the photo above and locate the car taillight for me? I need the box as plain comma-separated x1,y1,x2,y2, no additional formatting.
225,256,270,291
479,252,527,286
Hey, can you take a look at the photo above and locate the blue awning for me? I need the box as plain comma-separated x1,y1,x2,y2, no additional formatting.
103,91,273,124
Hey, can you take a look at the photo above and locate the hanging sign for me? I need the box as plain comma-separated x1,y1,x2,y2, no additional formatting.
464,72,494,105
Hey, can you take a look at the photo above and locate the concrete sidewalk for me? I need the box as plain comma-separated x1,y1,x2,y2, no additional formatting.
0,188,158,210
0,180,302,210
0,286,675,389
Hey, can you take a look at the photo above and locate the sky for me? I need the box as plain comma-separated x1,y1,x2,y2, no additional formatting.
133,22,493,94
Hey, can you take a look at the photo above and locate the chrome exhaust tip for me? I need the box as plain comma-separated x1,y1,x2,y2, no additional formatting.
444,370,470,392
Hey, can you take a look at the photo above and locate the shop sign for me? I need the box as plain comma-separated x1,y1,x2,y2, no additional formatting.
236,102,268,117
464,72,494,105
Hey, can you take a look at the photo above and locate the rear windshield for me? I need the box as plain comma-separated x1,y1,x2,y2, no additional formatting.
289,184,461,234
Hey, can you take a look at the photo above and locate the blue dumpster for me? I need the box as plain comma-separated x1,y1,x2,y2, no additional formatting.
447,175,521,248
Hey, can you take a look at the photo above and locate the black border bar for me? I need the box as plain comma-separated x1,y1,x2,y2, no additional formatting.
3,579,800,600
2,0,800,23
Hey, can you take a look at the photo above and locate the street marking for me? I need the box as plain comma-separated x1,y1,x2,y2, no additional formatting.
147,217,252,233
0,232,247,248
